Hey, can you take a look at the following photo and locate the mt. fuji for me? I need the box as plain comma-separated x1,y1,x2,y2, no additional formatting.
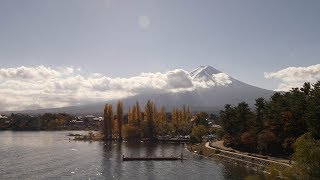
6,66,275,115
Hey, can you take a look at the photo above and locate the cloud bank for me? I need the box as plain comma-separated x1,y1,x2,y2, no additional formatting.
0,65,232,111
265,64,320,91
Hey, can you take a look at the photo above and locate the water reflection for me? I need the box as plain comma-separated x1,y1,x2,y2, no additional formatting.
0,131,264,179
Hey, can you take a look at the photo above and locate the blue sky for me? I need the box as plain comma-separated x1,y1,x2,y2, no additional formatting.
0,0,320,110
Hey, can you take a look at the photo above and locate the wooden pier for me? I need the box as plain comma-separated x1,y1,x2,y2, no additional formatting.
157,139,189,143
123,154,184,161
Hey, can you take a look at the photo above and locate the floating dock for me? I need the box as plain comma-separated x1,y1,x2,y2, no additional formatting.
157,139,189,143
123,154,184,161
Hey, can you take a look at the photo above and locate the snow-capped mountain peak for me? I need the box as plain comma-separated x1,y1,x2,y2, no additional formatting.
190,65,221,78
189,65,232,87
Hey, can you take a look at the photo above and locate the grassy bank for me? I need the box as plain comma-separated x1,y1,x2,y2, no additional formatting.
72,131,103,141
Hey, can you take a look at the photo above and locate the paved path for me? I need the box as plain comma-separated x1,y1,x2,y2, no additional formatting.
210,141,292,164
205,142,292,168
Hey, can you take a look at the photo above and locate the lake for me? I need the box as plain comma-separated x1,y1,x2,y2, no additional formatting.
0,131,263,179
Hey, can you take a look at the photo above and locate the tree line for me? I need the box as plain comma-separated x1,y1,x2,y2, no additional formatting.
220,81,320,179
102,100,193,141
1,113,74,130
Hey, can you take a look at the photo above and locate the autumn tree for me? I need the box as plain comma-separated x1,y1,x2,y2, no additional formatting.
144,100,155,140
103,104,113,140
257,130,276,154
135,101,141,126
117,100,123,141
159,106,166,127
128,106,132,125
132,104,137,125
172,108,178,126
186,106,191,124
123,124,140,141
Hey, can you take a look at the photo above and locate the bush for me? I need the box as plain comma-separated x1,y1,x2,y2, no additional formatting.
191,125,208,143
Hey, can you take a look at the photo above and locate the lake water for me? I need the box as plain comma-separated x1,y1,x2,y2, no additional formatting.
0,131,263,179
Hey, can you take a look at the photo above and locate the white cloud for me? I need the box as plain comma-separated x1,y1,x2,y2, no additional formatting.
212,73,232,86
191,72,232,88
0,65,72,80
264,64,320,91
0,65,231,111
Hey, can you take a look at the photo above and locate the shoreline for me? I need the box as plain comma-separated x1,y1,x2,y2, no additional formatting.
187,142,292,173
71,132,190,143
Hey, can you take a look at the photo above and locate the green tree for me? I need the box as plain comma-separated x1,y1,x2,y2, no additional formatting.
255,97,265,132
292,133,320,179
306,81,320,139
194,112,209,127
235,102,254,133
220,104,235,135
191,125,208,143
300,82,311,96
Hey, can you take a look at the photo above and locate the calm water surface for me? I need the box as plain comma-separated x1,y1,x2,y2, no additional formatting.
0,131,263,179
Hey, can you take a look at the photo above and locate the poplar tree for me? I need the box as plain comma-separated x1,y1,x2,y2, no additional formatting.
128,106,132,125
182,105,187,123
132,104,137,124
159,106,166,129
136,101,141,126
117,100,123,141
103,104,113,140
186,106,191,123
172,108,177,126
145,100,155,140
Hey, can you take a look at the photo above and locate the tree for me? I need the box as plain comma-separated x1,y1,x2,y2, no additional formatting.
123,124,140,141
117,100,123,141
128,106,132,125
235,102,253,133
300,82,311,96
159,106,166,129
255,98,265,132
172,108,178,126
257,130,276,154
103,104,113,140
186,106,191,123
191,125,208,143
220,104,233,133
144,100,155,140
240,132,256,152
155,106,166,135
292,133,320,179
135,101,141,126
194,112,209,127
132,104,137,125
306,81,320,139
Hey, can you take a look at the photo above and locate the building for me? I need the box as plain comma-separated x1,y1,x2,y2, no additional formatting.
84,115,95,125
